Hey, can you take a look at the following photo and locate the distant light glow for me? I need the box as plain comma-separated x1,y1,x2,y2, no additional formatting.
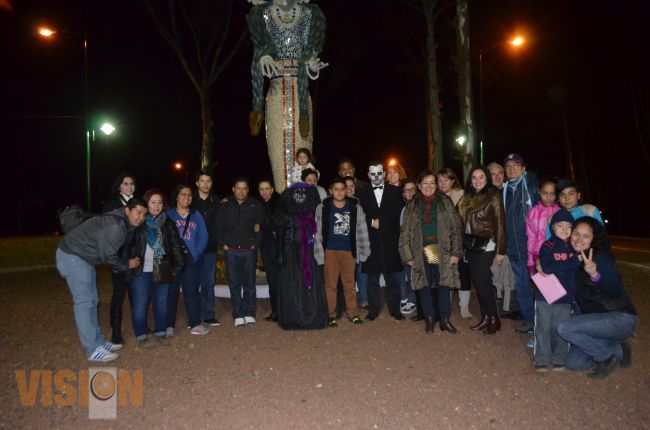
38,27,56,37
174,162,183,171
510,36,525,46
455,135,467,146
388,158,397,167
100,123,115,135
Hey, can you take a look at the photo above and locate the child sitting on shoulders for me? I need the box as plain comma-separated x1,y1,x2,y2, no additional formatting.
534,208,581,372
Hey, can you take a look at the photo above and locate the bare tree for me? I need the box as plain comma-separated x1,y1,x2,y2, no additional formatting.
143,0,246,169
454,0,477,179
399,0,454,171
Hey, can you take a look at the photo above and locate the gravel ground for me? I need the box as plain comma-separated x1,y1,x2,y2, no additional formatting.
0,256,648,429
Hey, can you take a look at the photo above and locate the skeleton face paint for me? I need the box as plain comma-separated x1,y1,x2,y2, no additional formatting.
368,165,384,186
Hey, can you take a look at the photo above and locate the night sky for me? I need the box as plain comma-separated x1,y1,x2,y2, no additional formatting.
1,0,649,237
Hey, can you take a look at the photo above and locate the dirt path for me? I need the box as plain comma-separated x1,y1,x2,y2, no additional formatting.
0,262,647,429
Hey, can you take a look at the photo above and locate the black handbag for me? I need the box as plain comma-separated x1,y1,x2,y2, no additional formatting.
153,258,174,284
463,234,490,252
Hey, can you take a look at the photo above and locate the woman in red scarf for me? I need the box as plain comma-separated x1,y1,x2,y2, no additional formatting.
399,171,463,333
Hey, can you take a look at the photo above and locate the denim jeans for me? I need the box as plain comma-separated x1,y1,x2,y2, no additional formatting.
56,248,105,357
167,258,202,329
399,266,417,303
197,252,217,321
356,264,368,305
510,258,534,325
130,272,169,339
224,249,257,318
557,311,637,370
422,262,451,319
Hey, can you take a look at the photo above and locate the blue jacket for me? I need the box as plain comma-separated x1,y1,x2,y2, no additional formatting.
166,208,208,262
537,234,581,304
503,171,539,261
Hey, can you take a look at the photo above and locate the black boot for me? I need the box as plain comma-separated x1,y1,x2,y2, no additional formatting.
440,318,458,334
424,316,434,333
264,313,279,322
483,316,501,335
588,355,618,379
470,314,489,331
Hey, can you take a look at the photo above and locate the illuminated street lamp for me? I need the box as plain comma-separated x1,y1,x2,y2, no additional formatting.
456,135,467,146
100,122,116,136
38,25,91,209
479,34,526,165
174,162,184,171
387,158,397,167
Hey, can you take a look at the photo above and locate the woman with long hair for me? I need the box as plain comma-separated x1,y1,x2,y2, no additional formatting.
128,189,188,341
557,217,637,378
458,166,506,334
166,184,209,336
399,170,462,333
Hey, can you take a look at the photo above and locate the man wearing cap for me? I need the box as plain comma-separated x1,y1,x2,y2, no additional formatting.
502,153,539,334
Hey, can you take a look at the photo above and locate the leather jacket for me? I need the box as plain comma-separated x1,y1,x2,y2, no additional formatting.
128,215,190,279
458,186,506,255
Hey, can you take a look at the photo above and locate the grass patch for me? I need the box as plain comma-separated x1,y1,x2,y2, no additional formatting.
0,236,60,268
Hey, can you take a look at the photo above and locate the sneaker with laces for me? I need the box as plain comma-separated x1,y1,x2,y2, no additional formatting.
190,325,209,335
400,302,417,314
328,318,338,328
234,317,246,328
244,316,256,326
88,346,119,362
350,315,364,325
204,318,221,326
102,342,124,352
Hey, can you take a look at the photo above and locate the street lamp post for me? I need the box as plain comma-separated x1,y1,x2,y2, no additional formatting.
38,26,92,210
478,35,526,165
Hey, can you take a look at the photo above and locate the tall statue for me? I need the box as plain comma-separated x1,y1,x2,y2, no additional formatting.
247,0,327,192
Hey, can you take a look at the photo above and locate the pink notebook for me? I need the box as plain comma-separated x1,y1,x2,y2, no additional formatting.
532,273,567,304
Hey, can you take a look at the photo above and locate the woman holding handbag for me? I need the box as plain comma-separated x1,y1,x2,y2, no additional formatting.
458,166,506,334
399,170,463,334
128,189,188,342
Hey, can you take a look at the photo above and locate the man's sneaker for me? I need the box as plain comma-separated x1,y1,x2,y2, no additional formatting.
244,316,256,326
588,355,618,379
328,318,338,328
190,325,209,336
350,315,364,325
552,364,565,372
534,365,548,373
204,318,221,327
400,302,417,314
620,342,632,368
234,317,246,328
88,346,119,362
165,327,175,338
400,298,408,307
515,323,534,334
102,342,124,352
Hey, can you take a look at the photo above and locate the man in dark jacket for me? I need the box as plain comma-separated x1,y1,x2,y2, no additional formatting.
56,198,146,362
216,177,263,327
357,162,405,321
502,153,539,333
192,169,221,326
258,179,282,322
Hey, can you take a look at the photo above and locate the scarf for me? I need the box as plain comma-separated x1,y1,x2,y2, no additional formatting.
418,193,438,224
503,173,532,211
145,213,166,259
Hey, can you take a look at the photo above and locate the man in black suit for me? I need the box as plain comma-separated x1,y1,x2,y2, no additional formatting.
357,162,405,321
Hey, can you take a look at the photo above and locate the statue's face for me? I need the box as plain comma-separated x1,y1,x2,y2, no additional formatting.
274,0,298,8
368,165,384,186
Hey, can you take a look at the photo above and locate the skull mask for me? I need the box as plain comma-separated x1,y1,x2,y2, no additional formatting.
367,164,384,187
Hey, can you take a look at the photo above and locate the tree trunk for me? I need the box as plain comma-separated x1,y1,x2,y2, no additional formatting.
426,103,434,171
199,88,214,169
424,0,444,171
455,0,477,181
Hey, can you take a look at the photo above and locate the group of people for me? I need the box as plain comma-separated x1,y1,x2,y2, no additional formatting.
55,151,638,380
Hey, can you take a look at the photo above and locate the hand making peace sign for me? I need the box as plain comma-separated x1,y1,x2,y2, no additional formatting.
581,248,598,278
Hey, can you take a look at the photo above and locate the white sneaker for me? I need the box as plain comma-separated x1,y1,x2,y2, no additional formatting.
244,316,256,326
234,317,246,328
102,341,124,352
190,325,209,335
88,346,119,362
400,302,417,314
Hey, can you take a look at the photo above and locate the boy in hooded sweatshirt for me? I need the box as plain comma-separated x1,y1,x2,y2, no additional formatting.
534,209,581,371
